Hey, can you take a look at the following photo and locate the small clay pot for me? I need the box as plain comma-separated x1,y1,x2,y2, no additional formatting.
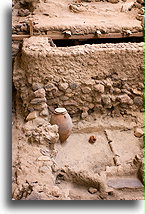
89,136,96,144
50,108,73,143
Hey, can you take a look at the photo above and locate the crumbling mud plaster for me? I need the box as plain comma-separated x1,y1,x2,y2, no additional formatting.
12,0,144,201
13,37,143,120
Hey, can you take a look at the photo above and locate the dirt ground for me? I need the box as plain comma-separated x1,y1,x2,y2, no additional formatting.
12,99,144,200
12,0,143,34
12,0,144,200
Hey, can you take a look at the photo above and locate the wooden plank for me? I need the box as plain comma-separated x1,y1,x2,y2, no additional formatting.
12,35,30,40
46,31,143,40
12,31,143,41
29,20,34,36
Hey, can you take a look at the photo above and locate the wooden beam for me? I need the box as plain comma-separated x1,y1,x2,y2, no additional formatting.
12,35,30,40
12,31,143,41
29,20,34,36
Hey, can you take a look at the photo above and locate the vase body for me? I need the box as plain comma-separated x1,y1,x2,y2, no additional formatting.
50,108,73,143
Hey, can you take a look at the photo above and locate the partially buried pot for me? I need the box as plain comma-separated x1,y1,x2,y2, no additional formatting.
50,108,73,143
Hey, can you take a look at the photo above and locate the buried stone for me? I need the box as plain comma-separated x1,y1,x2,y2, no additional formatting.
30,98,47,105
34,88,46,98
26,111,39,121
134,127,144,138
133,96,143,106
94,84,104,93
88,187,98,194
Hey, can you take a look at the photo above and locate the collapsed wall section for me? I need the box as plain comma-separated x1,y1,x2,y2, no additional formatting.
13,37,143,120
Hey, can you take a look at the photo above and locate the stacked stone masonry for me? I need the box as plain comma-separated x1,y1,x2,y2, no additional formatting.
13,37,143,120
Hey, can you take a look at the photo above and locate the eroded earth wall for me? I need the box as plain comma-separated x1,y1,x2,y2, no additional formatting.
13,37,143,121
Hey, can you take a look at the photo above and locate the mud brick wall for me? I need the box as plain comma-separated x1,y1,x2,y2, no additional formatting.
13,37,143,119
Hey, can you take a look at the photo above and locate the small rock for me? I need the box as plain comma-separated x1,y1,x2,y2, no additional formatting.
138,83,144,89
69,83,79,90
25,191,48,200
103,79,112,88
33,103,48,111
116,94,133,105
58,83,69,91
20,24,28,32
81,111,88,119
108,0,119,3
82,94,92,102
30,98,46,105
45,83,56,92
136,14,144,21
66,88,72,94
12,42,20,57
40,148,49,156
48,39,56,47
82,87,91,94
102,95,112,108
114,88,121,94
133,96,143,106
51,163,59,173
26,111,39,121
50,186,62,198
121,89,131,96
40,108,49,116
134,128,143,138
94,95,102,103
88,103,95,109
60,96,69,101
52,90,63,97
94,84,104,93
69,4,83,13
88,187,98,194
18,9,30,17
34,88,46,98
138,8,144,15
32,83,43,91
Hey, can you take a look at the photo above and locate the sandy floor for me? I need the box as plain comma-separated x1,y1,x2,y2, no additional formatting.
12,0,142,34
12,106,144,200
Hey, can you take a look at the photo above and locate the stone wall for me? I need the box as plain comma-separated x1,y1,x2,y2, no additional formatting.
13,37,143,120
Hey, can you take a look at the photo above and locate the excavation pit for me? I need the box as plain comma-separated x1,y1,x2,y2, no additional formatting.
12,0,144,200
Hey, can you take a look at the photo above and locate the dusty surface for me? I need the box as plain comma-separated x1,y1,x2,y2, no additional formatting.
13,38,143,117
12,101,144,200
12,0,143,35
12,0,144,201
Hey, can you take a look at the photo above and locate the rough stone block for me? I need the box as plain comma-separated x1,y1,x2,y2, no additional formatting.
30,98,47,105
134,127,143,138
26,111,39,121
116,94,133,105
94,84,104,93
58,83,69,91
34,88,46,98
82,87,92,94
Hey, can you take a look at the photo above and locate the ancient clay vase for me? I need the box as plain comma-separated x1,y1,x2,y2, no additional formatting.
50,108,73,143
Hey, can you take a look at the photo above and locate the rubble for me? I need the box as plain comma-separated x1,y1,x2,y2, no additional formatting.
134,127,144,138
12,0,144,201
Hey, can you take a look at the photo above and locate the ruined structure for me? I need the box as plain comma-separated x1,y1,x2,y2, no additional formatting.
12,0,144,200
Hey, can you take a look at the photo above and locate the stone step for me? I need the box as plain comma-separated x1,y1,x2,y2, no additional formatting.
107,177,143,189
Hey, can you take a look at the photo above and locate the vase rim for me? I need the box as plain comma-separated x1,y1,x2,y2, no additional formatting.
54,107,67,114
